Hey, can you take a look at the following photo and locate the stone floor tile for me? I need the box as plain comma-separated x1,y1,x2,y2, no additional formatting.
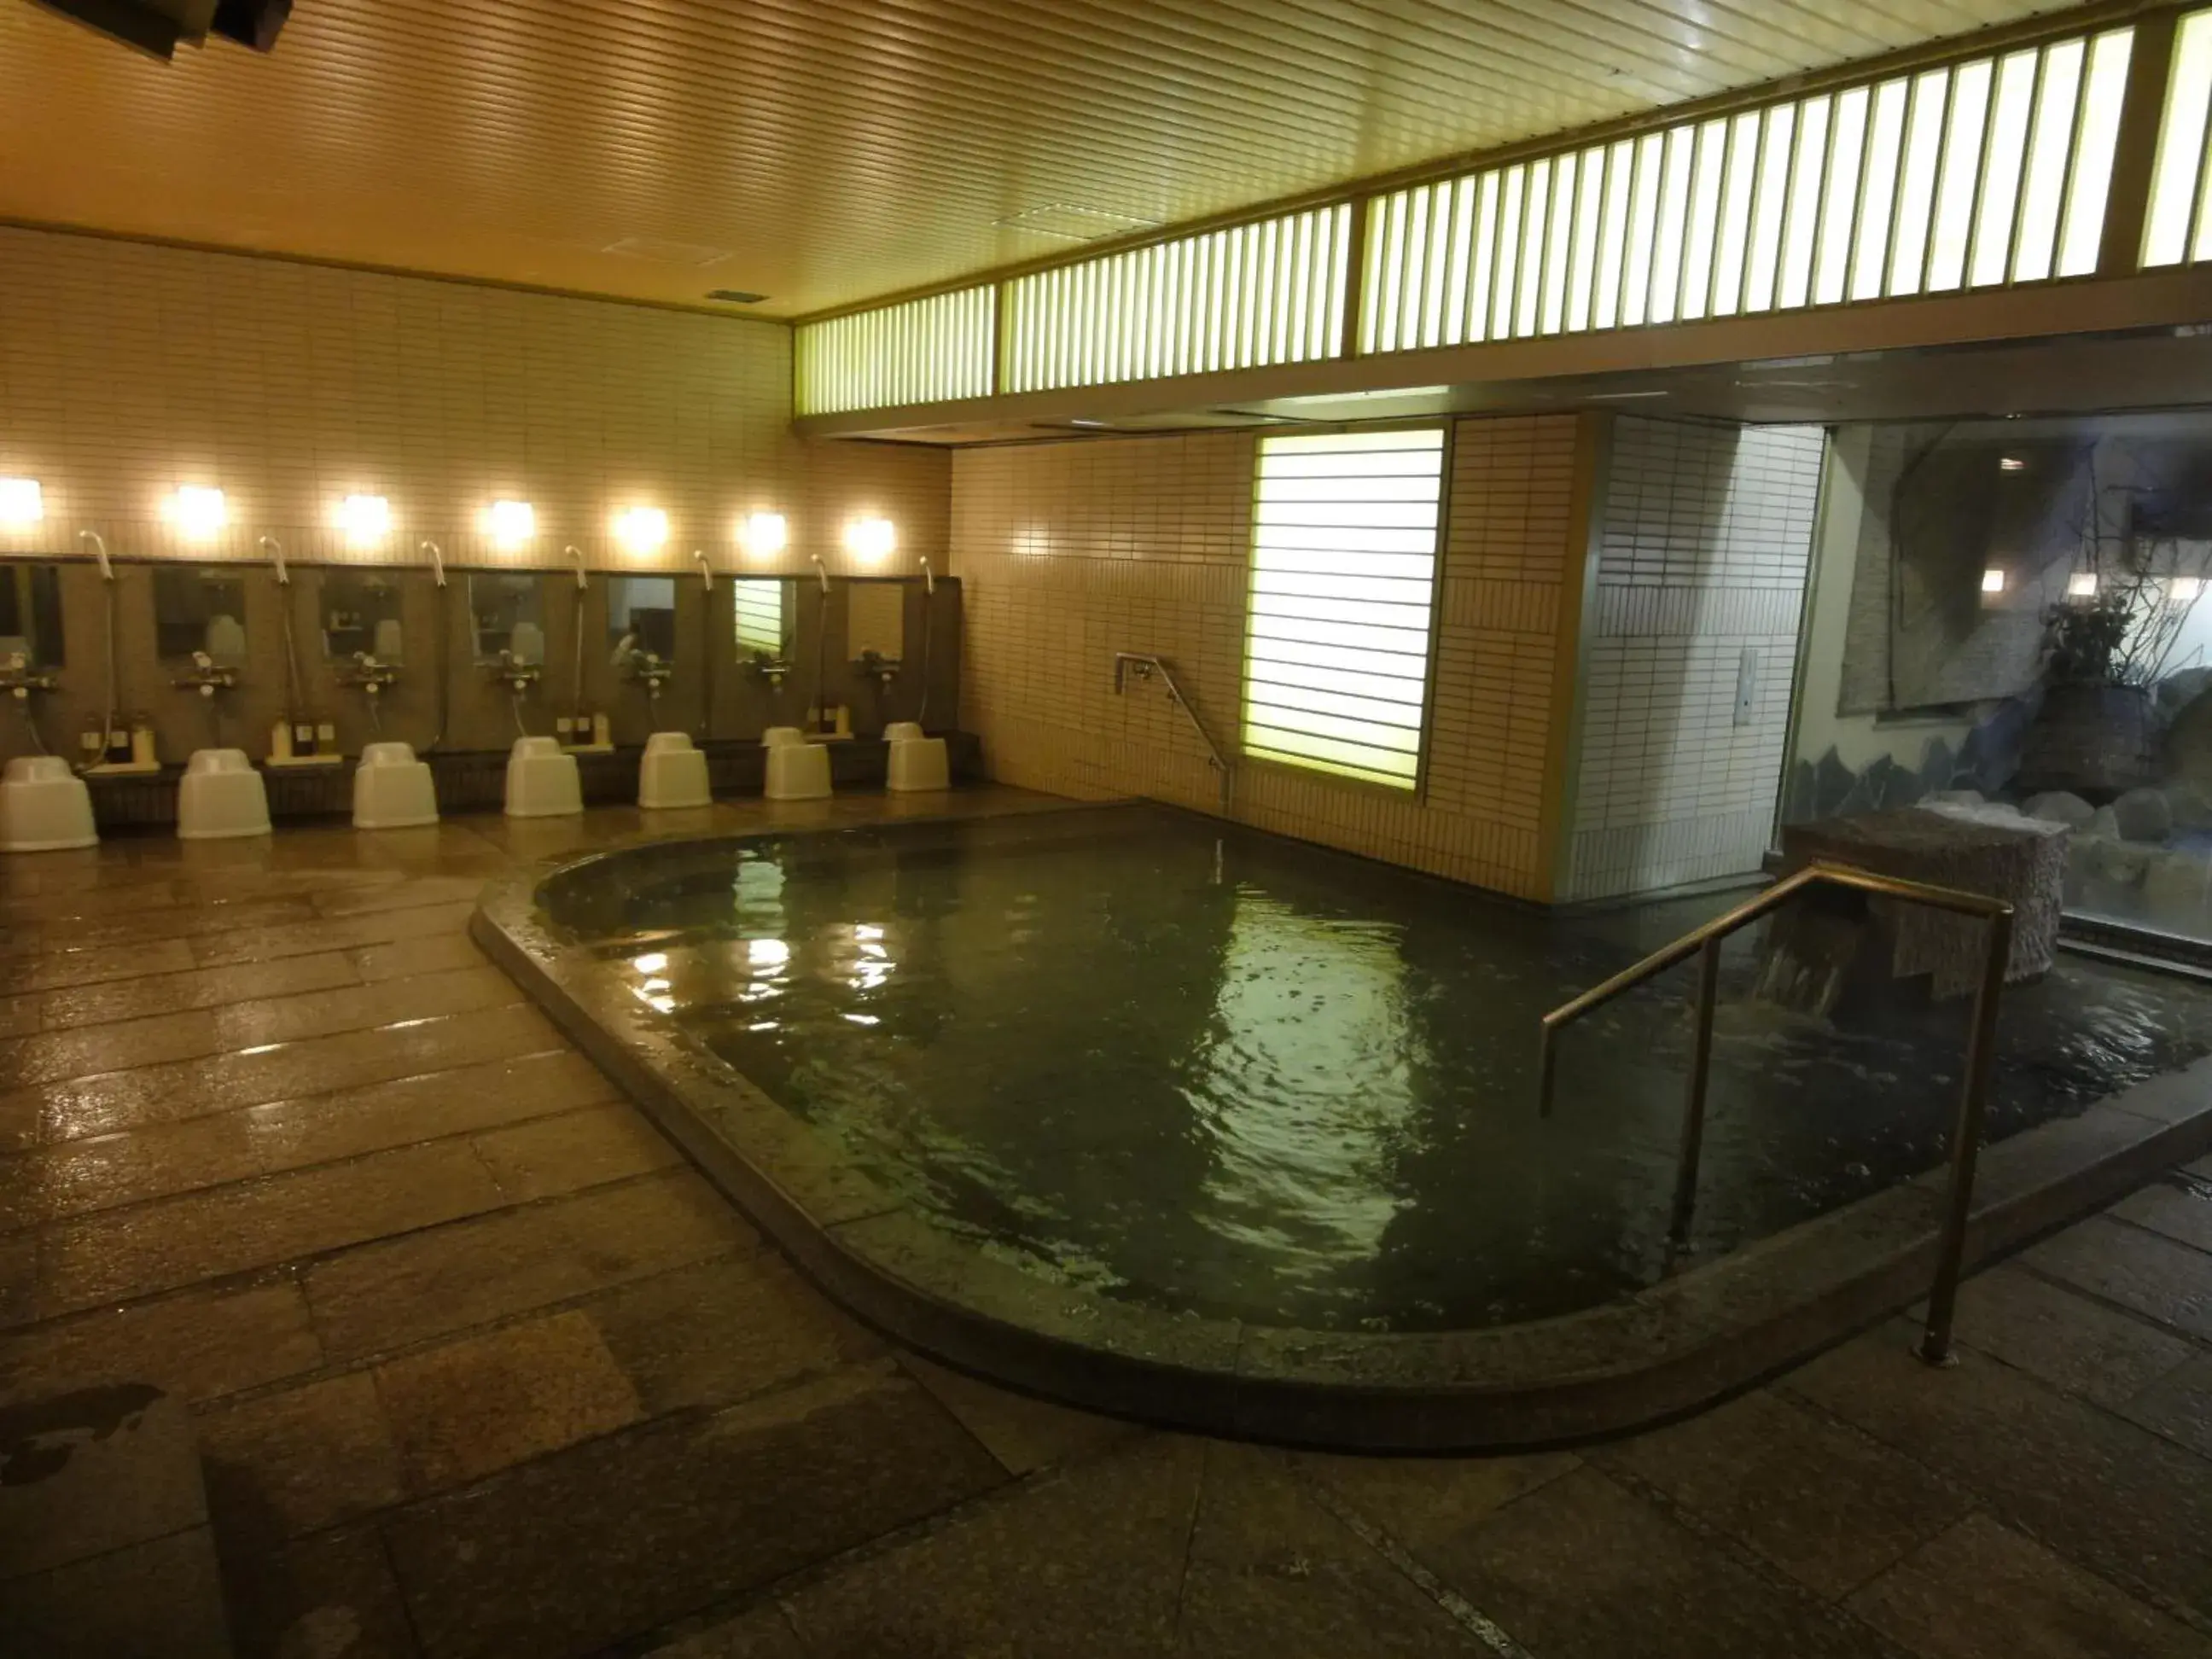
1784,1318,2212,1618
306,1170,755,1361
0,1278,323,1406
0,1110,260,1232
0,992,39,1037
643,1604,807,1659
24,999,565,1144
2119,1350,2212,1461
352,932,491,983
1591,1386,1975,1599
218,1522,422,1659
382,1364,1006,1659
0,1522,234,1659
2110,1179,2212,1256
1938,1262,2197,1408
0,1384,205,1580
190,900,477,968
38,951,360,1030
780,1431,1197,1659
587,1252,879,1416
313,876,493,917
211,965,525,1050
1403,1465,1901,1659
1289,1442,1580,1563
897,1351,1135,1476
0,936,196,995
1847,1511,2212,1659
38,1138,508,1313
0,1227,38,1328
2025,1217,2212,1342
198,1371,405,1534
469,1103,683,1202
1177,1441,1491,1656
375,1311,644,1493
60,896,316,952
0,1005,225,1087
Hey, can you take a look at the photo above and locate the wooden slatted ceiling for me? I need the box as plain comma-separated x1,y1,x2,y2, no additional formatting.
0,0,2093,317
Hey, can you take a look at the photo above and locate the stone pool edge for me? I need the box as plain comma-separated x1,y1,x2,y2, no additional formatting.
472,824,2212,1452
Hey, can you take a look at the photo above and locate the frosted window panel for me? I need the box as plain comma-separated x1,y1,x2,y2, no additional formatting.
1466,172,1502,343
1743,102,1796,311
1623,133,1665,324
1927,59,1990,291
1569,147,1607,330
2146,11,2212,265
1780,96,1830,309
1493,167,1527,339
1649,125,1696,323
1595,143,1635,328
1816,86,1869,305
1852,77,1910,300
1679,119,1730,319
1973,51,2039,286
1243,429,1447,790
1542,152,1578,334
1516,160,1552,337
1710,113,1761,316
2014,39,2085,282
2058,29,2133,276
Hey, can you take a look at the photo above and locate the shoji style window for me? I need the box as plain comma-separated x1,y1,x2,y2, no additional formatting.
1243,428,1446,789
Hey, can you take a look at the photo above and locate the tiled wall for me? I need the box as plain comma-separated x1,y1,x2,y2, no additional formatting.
0,225,948,576
951,416,1585,899
1562,416,1825,901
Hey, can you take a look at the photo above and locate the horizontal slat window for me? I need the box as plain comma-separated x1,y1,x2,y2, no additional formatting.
1243,429,1444,790
2144,7,2212,266
733,580,784,658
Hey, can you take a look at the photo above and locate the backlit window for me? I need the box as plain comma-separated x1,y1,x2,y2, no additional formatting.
1243,428,1445,789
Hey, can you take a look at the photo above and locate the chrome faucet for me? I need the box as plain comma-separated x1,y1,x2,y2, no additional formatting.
0,652,58,700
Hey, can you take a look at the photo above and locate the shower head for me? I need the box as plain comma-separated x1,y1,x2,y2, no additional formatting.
919,556,934,596
692,549,714,591
566,544,588,591
78,528,113,581
421,538,447,588
809,553,830,594
258,534,289,586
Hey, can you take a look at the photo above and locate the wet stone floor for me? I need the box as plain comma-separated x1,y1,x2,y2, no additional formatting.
0,790,2209,1657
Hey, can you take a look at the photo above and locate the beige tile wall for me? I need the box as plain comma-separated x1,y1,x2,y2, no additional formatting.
951,416,1587,899
0,226,947,578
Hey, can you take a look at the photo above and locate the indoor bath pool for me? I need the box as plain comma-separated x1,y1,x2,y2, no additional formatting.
511,804,2212,1337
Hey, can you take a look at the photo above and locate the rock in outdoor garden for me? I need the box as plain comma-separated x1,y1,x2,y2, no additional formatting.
2168,783,2212,830
2025,790,2096,827
2093,836,2153,885
2089,804,2121,838
2111,787,2174,843
2145,849,2212,915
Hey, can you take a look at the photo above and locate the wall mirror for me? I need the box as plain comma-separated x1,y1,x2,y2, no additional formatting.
607,574,678,663
732,577,795,663
470,572,546,665
153,567,248,666
321,570,405,663
0,563,66,668
847,580,905,663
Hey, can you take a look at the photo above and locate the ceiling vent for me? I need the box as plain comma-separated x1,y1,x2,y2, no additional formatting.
994,203,1159,243
705,288,767,304
601,236,731,266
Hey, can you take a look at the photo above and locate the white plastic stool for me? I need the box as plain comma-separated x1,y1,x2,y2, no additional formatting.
763,731,830,800
177,748,271,841
883,721,923,744
887,734,950,793
0,756,97,852
638,731,711,811
353,741,439,830
504,735,582,818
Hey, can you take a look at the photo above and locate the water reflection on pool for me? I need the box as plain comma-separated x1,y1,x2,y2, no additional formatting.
538,806,2212,1331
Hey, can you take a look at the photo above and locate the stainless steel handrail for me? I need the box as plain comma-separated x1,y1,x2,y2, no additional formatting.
1538,860,2015,1366
1113,651,1232,812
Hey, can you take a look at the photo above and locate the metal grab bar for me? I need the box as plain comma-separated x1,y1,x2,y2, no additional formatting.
1113,652,1232,812
1538,860,2014,1367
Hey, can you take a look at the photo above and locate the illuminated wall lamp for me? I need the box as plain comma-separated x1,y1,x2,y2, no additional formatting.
166,486,229,541
846,515,897,562
336,493,392,547
2067,572,2098,598
614,506,669,556
0,478,44,527
1981,568,2007,595
486,498,536,550
740,511,789,557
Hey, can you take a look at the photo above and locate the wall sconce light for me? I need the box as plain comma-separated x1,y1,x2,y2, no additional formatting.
336,493,392,546
846,515,897,562
1980,568,2007,595
1999,457,2028,472
740,511,789,557
166,486,229,541
2067,572,2098,597
0,478,44,527
614,506,669,555
486,498,536,549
